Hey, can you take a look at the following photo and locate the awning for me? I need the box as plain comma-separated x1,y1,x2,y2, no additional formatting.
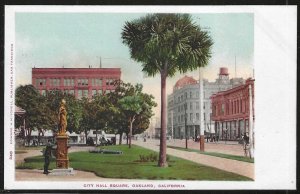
15,105,26,116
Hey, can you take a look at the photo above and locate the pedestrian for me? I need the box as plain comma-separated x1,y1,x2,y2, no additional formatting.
243,133,249,144
216,135,219,142
43,140,52,174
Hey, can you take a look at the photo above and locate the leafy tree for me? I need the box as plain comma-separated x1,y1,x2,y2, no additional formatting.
122,13,213,167
80,97,92,144
109,81,156,146
85,94,118,145
15,85,52,145
119,95,143,148
131,91,157,135
107,81,135,144
45,90,83,134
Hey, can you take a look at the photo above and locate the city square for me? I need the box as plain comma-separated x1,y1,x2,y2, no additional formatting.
4,5,297,191
11,11,256,182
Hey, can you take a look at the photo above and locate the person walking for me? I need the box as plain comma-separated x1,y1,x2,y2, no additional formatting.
43,140,53,174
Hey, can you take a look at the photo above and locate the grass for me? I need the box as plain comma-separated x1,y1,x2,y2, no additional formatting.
17,145,252,181
167,145,254,163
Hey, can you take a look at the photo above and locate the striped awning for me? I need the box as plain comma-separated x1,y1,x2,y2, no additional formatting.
15,105,26,115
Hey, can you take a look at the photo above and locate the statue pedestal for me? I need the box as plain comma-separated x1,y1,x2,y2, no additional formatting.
56,135,69,168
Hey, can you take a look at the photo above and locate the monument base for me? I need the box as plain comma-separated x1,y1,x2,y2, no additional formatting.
56,135,69,168
49,168,75,176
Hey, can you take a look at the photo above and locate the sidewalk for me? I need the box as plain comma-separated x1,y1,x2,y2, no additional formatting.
133,139,254,179
167,139,245,156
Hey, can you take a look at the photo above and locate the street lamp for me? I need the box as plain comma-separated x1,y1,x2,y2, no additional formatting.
224,127,228,144
184,103,188,149
192,117,195,141
171,110,174,141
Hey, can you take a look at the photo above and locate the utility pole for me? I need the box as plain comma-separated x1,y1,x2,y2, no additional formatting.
97,56,102,68
199,68,205,151
171,110,174,140
185,103,188,149
249,84,254,158
235,55,237,78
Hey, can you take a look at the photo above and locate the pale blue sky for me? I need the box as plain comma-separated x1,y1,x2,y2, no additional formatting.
15,12,253,117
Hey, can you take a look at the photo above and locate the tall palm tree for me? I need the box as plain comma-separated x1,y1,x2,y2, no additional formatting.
122,13,213,167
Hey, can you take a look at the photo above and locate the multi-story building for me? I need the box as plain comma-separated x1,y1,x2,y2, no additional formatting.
210,78,255,141
167,67,245,139
32,67,121,99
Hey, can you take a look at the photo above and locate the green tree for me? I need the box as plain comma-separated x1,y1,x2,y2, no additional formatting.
122,13,213,167
131,91,157,135
119,95,143,148
109,81,156,145
86,94,118,145
45,90,83,134
15,85,52,145
107,81,136,145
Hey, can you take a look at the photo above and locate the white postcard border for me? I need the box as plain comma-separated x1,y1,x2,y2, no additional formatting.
4,5,297,190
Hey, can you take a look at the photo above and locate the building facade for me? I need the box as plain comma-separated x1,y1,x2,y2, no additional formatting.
210,78,255,141
32,67,121,99
167,67,245,139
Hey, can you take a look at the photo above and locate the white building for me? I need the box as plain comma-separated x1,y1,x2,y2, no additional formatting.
167,67,244,139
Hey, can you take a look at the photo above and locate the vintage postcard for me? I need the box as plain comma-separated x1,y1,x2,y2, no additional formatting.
4,5,296,190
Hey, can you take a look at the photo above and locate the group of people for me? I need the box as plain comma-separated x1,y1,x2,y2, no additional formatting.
205,134,219,142
193,135,219,143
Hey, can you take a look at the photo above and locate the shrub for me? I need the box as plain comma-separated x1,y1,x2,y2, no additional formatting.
138,153,158,162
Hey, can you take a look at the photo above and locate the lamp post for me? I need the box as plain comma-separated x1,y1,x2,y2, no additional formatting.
224,127,228,144
171,110,174,141
192,117,195,141
199,68,205,151
184,103,188,149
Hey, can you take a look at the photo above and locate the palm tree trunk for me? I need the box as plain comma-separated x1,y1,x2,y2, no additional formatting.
158,72,168,167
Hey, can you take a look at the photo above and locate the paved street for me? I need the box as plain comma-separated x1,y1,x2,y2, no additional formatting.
133,138,254,179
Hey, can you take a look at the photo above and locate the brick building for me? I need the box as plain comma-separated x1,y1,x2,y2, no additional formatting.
32,67,121,99
210,78,255,140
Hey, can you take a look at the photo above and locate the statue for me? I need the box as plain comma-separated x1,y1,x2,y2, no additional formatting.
58,99,67,135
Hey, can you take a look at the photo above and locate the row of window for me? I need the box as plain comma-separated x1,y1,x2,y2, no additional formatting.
39,89,115,97
35,78,116,87
176,102,201,112
213,99,248,117
176,91,200,103
171,113,205,124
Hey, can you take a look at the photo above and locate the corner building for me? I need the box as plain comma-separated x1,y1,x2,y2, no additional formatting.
167,67,245,139
32,68,121,99
210,78,255,140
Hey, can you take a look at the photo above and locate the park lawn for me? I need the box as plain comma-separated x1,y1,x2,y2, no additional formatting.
18,145,252,181
167,145,254,163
